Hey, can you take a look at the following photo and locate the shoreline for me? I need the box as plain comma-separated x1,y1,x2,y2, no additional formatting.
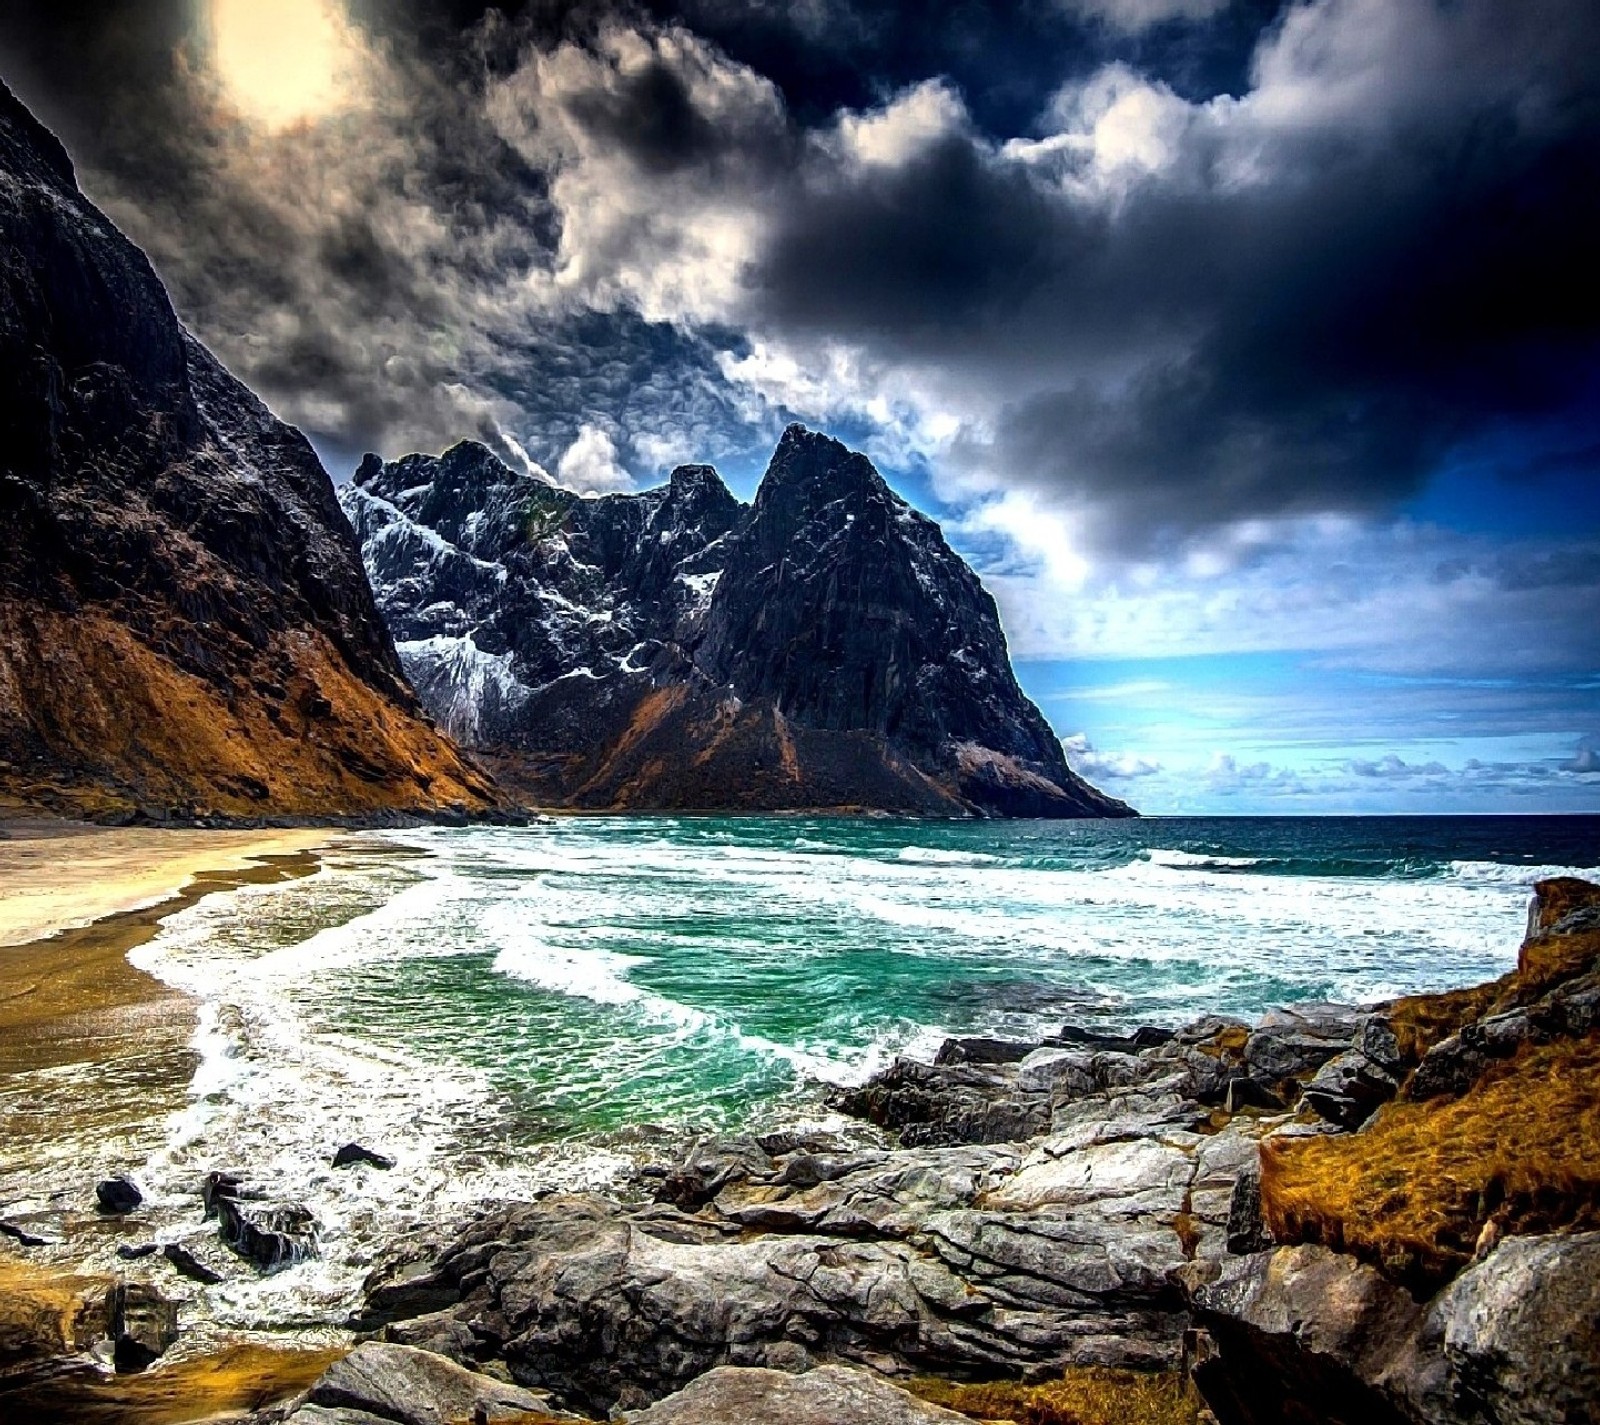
0,826,335,1083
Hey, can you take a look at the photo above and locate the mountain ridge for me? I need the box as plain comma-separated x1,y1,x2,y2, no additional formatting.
342,425,1133,818
0,81,499,823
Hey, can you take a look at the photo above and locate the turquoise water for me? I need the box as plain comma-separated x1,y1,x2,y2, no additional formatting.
143,814,1599,1139
16,813,1595,1328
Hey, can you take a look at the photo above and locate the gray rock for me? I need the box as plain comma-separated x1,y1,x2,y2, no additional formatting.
1414,1232,1600,1424
300,1342,555,1425
1242,1004,1361,1088
1185,1245,1433,1424
629,1365,970,1425
1302,1048,1400,1129
107,1281,178,1374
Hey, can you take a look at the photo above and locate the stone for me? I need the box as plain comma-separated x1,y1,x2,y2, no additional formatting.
1185,1245,1432,1424
205,1175,318,1271
298,1342,555,1425
1302,1049,1400,1129
107,1281,178,1374
629,1365,971,1425
1242,1005,1361,1089
1223,1166,1269,1256
95,1176,142,1214
163,1242,225,1285
332,1143,395,1171
1412,1232,1600,1425
934,1036,1034,1066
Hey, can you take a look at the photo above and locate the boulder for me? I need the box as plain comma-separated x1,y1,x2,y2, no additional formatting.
934,1036,1034,1066
832,1057,1049,1146
1184,1245,1433,1424
1242,1004,1362,1090
629,1365,970,1425
295,1342,556,1425
95,1176,142,1215
107,1281,178,1373
208,1189,316,1273
1411,1232,1600,1424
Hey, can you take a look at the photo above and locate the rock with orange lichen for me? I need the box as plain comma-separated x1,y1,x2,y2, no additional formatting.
0,82,503,823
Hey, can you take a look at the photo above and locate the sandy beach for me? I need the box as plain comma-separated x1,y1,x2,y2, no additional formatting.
0,823,335,949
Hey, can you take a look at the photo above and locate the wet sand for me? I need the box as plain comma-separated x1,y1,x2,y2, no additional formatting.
0,823,335,950
0,825,333,1083
0,826,347,1420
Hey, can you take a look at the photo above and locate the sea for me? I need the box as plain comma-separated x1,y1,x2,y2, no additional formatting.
7,814,1598,1336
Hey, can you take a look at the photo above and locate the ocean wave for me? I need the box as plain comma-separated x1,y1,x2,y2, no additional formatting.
1143,848,1264,871
896,846,1002,865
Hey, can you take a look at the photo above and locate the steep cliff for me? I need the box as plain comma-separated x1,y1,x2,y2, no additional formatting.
0,83,496,822
343,424,1131,817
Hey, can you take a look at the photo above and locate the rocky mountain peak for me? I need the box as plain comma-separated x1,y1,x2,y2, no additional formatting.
343,425,1132,818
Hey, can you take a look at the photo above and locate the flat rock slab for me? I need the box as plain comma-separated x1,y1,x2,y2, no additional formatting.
630,1365,970,1425
297,1342,557,1425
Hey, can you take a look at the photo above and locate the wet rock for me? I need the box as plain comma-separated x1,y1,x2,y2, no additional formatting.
205,1176,318,1271
934,1036,1034,1066
0,1219,52,1248
1047,1024,1175,1053
630,1364,970,1425
294,1342,556,1425
95,1176,142,1215
832,1058,1049,1147
656,1135,775,1209
116,1243,159,1261
163,1242,225,1285
1302,1049,1400,1129
332,1143,395,1171
107,1281,178,1374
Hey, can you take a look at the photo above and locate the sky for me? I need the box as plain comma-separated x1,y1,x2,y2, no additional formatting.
2,0,1597,813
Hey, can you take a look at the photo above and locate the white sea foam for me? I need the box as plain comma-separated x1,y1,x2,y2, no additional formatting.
1144,848,1264,870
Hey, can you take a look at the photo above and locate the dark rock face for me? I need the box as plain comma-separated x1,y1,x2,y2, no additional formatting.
1183,1233,1600,1425
0,83,496,821
342,425,1132,818
203,1173,318,1272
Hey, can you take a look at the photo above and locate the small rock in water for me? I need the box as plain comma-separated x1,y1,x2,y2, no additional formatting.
107,1281,178,1373
96,1176,143,1214
116,1243,160,1261
0,1218,52,1247
163,1242,225,1285
332,1142,395,1170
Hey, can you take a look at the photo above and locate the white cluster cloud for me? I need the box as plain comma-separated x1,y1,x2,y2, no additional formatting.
555,422,634,493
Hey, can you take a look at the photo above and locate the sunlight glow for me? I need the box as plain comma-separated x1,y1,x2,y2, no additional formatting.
208,0,362,129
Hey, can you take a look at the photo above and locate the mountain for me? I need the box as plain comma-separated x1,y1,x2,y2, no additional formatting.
342,425,1133,817
0,82,497,822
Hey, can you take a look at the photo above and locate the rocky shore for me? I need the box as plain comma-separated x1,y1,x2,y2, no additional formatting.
5,877,1596,1424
